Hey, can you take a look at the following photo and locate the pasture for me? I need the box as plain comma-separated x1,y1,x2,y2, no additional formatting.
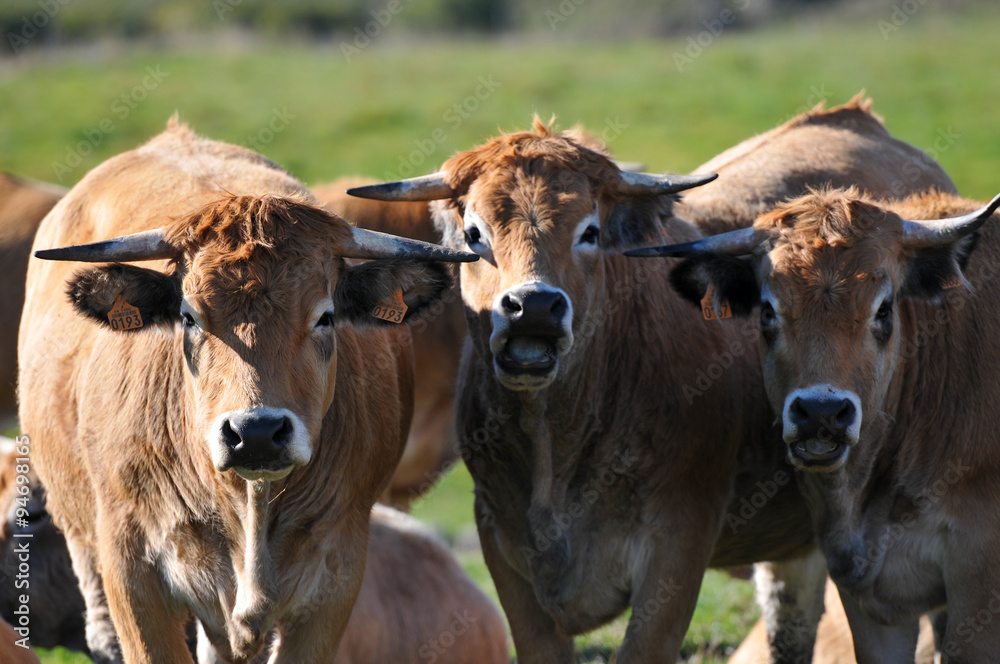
2,6,999,663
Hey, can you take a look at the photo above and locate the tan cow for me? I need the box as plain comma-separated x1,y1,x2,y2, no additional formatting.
0,174,65,427
0,440,507,664
18,120,475,663
314,179,464,510
634,187,1000,663
345,98,955,663
0,616,41,664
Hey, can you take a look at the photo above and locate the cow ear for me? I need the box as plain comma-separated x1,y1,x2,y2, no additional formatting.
669,254,759,317
334,257,453,327
902,233,979,300
67,264,181,330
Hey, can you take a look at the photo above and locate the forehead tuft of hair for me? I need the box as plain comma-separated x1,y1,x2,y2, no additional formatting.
756,186,895,250
440,116,620,197
165,193,353,263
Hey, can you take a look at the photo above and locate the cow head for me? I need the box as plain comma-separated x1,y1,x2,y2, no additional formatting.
37,194,476,482
347,120,715,391
628,188,1000,472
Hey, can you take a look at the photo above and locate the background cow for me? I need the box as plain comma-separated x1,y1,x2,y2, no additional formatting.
18,120,472,663
635,188,1000,663
0,174,65,429
347,96,957,664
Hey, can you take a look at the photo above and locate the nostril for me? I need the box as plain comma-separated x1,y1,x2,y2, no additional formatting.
225,413,287,450
835,399,856,427
501,293,522,316
274,417,293,447
551,293,568,320
221,419,242,450
789,397,809,426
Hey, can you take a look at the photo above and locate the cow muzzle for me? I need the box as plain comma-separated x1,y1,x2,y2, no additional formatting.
209,408,311,481
782,385,861,472
490,282,573,391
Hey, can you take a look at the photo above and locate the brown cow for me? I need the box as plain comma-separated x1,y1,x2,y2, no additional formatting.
313,179,464,510
0,174,65,427
635,187,1000,663
0,439,507,664
18,120,475,663
0,615,41,664
345,98,955,663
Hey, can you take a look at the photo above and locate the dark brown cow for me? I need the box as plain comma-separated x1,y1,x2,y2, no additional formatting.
0,615,41,664
0,175,65,426
18,120,475,664
313,179,464,510
634,188,1000,663
345,99,956,663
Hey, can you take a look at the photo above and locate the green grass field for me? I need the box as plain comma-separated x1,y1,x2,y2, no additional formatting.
5,6,1000,663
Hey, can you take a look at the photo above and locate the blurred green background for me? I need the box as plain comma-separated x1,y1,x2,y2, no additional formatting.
3,1,998,662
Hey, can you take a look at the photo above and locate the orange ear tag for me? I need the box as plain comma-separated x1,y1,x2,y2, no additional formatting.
107,294,144,331
700,286,732,321
941,275,962,290
371,290,408,324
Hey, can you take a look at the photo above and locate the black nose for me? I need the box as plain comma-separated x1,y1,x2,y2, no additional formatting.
788,396,857,442
221,411,292,468
500,288,568,336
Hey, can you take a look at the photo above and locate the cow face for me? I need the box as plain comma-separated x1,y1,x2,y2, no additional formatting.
47,195,469,482
345,121,715,392
637,189,997,472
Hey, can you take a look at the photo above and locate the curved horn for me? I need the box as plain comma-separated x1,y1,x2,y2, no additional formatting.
625,226,757,258
343,226,478,263
901,192,1000,248
346,173,455,202
616,171,718,197
34,228,177,262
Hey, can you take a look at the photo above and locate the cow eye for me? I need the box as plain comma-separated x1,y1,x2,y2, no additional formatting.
760,301,776,326
578,225,600,245
464,225,482,247
315,311,335,329
875,298,892,321
181,312,197,329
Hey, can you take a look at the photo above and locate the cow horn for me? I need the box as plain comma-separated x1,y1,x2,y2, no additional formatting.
34,228,178,262
346,173,455,202
342,226,478,262
625,226,758,258
900,192,1000,248
616,171,718,197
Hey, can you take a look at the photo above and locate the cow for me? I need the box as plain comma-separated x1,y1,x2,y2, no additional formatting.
344,96,956,663
313,179,464,510
0,438,508,664
0,174,66,428
17,119,476,664
728,578,936,664
0,616,41,664
629,187,1000,663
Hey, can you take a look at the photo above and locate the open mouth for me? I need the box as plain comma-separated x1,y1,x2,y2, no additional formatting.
787,439,849,471
495,336,558,375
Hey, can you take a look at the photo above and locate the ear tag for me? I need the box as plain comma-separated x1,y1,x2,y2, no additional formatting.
107,294,144,331
701,286,732,321
371,290,408,324
941,275,962,290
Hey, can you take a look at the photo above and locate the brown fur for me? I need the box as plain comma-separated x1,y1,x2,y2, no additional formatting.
314,179,464,510
17,122,435,663
0,617,41,664
677,94,957,236
725,187,1000,661
0,175,65,422
415,102,958,663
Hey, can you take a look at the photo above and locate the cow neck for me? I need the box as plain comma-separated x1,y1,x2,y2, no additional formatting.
229,479,279,657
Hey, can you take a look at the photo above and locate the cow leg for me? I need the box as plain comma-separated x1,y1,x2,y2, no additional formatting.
939,555,1000,664
477,500,572,664
838,587,919,664
97,519,193,664
751,548,827,663
64,534,123,664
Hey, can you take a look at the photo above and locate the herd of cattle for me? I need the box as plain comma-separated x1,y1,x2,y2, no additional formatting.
0,93,996,663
